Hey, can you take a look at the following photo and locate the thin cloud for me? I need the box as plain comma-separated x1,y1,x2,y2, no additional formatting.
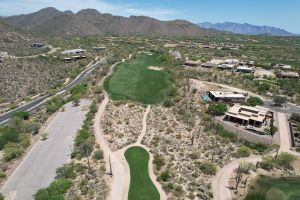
0,0,179,20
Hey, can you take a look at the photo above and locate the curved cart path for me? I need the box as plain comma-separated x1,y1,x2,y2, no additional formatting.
94,96,126,200
212,111,300,200
115,104,167,200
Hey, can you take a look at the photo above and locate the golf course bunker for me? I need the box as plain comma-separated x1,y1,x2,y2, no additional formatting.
104,52,172,104
125,146,160,200
245,175,300,200
148,66,163,71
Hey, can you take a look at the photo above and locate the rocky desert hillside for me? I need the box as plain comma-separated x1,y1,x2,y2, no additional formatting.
0,22,45,56
1,7,217,37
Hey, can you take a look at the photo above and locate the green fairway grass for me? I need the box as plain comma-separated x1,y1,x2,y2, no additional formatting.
125,146,160,200
245,175,300,200
104,52,172,104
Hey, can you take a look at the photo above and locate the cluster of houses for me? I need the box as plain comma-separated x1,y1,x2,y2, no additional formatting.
184,57,299,79
185,58,256,73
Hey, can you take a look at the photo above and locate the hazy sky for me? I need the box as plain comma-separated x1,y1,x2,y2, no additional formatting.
1,0,299,33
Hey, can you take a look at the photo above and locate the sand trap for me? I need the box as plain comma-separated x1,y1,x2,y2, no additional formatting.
147,66,163,71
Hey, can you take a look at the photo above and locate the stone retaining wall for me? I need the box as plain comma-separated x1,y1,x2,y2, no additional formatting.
214,118,272,144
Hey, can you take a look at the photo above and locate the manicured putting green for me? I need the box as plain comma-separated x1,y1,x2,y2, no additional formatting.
104,52,172,104
245,175,300,200
125,146,159,200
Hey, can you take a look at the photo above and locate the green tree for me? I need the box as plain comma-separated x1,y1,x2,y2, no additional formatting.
290,113,300,122
208,103,228,116
0,127,19,150
246,96,264,107
273,96,287,106
80,138,94,171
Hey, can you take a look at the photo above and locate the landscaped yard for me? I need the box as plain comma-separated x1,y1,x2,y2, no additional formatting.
125,146,159,200
245,175,300,200
104,52,172,104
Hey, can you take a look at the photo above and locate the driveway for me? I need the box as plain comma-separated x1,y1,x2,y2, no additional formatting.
1,99,91,200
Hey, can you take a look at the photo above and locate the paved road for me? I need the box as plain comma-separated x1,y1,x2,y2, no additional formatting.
1,99,91,200
264,100,300,114
0,56,108,125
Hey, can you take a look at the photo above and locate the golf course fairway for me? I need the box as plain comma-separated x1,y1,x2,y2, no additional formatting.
125,146,160,200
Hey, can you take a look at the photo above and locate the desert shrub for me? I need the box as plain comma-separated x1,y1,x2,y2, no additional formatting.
34,178,72,200
3,143,24,161
242,141,272,153
163,99,174,108
275,152,297,168
0,170,6,180
158,170,171,182
153,154,166,170
46,96,65,113
92,150,104,160
198,161,217,175
215,125,236,140
12,111,30,120
24,121,40,134
56,164,76,179
75,128,90,146
0,127,19,150
260,155,275,170
70,83,87,98
236,146,251,158
19,134,31,148
290,113,300,122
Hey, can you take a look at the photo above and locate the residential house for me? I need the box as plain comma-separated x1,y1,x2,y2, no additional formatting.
201,62,214,68
217,64,234,71
185,60,201,67
236,66,255,73
273,64,292,70
225,59,240,65
276,71,299,79
207,91,246,103
31,43,45,48
62,49,86,55
224,105,271,127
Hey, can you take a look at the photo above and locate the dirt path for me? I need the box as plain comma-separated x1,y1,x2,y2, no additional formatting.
137,105,151,144
114,104,168,200
94,60,166,200
94,95,126,200
8,46,60,59
212,156,261,200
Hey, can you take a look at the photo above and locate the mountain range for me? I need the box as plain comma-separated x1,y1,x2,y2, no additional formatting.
198,22,295,36
0,7,216,37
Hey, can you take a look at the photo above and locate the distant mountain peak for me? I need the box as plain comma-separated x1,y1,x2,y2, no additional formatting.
198,21,295,36
0,7,218,37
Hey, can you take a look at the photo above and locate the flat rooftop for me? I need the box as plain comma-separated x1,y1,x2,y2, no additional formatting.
226,105,269,122
209,91,246,99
